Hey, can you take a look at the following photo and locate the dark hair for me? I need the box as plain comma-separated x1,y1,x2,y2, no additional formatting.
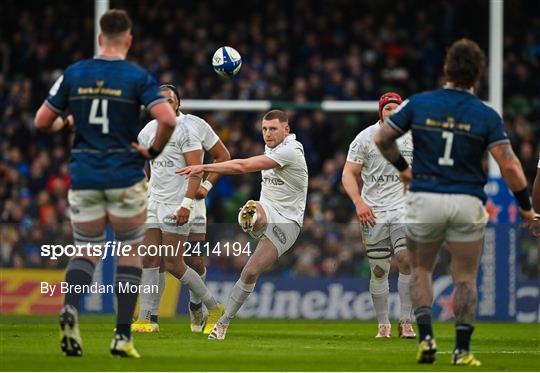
99,9,132,37
444,38,486,88
159,84,181,103
263,109,288,123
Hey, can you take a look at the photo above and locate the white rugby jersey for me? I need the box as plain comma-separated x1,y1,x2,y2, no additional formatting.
260,134,308,227
346,121,413,211
138,117,201,204
180,113,220,153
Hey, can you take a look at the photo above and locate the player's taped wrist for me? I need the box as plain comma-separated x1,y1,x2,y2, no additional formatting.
201,179,213,192
392,155,409,172
148,146,161,159
180,197,194,210
513,187,532,211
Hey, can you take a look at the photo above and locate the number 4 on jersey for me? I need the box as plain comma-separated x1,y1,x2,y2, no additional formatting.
438,131,455,166
89,98,109,134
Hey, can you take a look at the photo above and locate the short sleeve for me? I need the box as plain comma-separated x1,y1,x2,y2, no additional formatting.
486,110,510,149
266,144,300,167
201,123,220,150
45,74,70,114
346,134,365,164
387,99,413,134
138,72,166,109
177,127,202,154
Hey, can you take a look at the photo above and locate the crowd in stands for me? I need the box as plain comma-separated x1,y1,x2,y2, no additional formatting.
1,0,539,278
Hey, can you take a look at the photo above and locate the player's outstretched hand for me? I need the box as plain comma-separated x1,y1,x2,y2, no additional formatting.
131,142,154,159
399,167,412,192
175,207,190,226
355,200,376,228
176,165,205,176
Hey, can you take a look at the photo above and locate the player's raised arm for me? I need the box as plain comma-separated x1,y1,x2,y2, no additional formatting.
489,143,535,222
177,155,279,176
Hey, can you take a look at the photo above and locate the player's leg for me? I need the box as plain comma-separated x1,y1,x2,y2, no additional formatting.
59,188,107,357
405,192,447,363
390,209,415,338
447,239,483,366
106,180,148,358
161,231,222,334
209,236,278,340
445,194,487,366
132,228,162,332
361,215,392,338
185,232,207,332
210,202,299,340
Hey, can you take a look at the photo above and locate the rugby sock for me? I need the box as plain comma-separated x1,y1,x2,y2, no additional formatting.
398,273,413,321
219,279,255,324
414,306,434,340
370,278,390,324
189,268,207,305
150,271,166,323
177,266,217,310
115,266,142,339
64,258,95,313
138,267,159,321
455,323,474,352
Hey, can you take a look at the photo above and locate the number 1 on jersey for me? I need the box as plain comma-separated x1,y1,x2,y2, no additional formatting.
89,98,109,134
438,131,455,166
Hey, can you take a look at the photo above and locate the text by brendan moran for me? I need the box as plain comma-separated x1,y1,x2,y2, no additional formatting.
40,282,158,296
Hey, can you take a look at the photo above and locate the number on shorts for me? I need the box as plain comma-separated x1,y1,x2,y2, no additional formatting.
89,98,109,134
438,131,455,166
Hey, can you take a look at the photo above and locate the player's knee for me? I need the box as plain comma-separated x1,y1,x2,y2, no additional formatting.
373,265,386,278
394,249,411,273
115,224,146,246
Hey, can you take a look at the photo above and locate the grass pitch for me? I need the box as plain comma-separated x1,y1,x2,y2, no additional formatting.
0,315,539,371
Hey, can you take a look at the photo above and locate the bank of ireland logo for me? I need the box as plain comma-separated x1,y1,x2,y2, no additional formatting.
272,226,287,245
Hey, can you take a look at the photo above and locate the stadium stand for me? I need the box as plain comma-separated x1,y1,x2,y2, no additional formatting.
1,0,538,278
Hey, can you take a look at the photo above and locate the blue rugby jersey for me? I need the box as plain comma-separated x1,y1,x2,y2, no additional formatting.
45,56,164,190
387,86,510,203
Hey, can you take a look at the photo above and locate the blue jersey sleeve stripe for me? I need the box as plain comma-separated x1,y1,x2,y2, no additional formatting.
146,97,167,110
386,118,405,134
487,138,511,149
44,99,64,115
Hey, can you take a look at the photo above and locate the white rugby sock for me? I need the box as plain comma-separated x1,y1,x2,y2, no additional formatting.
398,273,413,321
138,267,159,321
370,278,390,324
189,268,207,305
150,271,166,316
219,279,255,324
179,266,217,310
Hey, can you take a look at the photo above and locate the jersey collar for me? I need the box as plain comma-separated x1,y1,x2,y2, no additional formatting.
443,83,474,94
94,55,123,61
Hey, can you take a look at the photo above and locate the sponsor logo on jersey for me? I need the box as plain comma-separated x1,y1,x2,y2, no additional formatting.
370,175,401,183
151,160,174,168
262,177,284,186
